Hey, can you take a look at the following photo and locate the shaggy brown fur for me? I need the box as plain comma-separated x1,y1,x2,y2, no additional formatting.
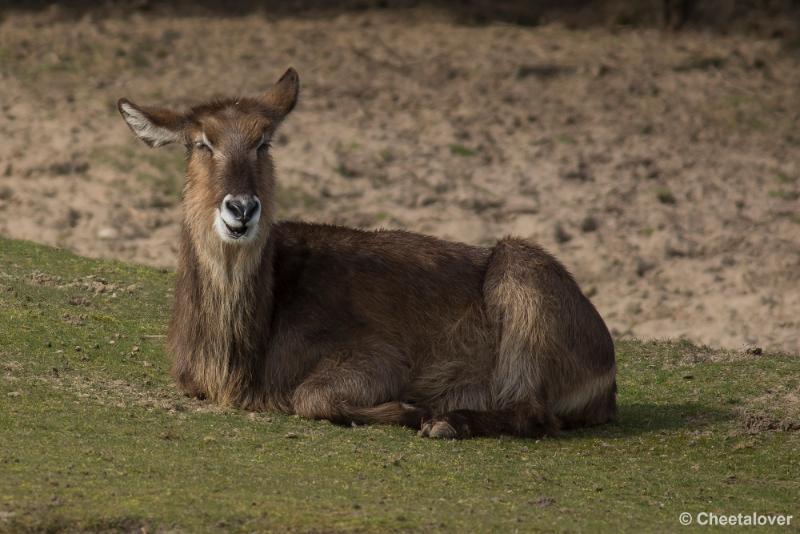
118,67,617,439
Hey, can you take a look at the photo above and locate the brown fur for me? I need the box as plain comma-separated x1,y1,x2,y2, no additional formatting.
118,68,617,439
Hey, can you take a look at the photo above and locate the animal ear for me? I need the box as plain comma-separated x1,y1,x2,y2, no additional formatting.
117,98,185,148
262,67,299,119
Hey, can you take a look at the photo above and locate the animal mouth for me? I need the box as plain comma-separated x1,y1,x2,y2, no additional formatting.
213,200,260,244
223,220,248,238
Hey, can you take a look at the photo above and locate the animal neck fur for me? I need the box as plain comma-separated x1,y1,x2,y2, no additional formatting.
169,203,275,409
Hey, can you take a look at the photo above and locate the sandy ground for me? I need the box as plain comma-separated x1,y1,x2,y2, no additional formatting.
1,7,798,353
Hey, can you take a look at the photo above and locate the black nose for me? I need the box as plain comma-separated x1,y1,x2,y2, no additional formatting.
224,198,259,224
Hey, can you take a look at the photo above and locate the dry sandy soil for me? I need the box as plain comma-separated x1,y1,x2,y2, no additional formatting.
1,6,798,353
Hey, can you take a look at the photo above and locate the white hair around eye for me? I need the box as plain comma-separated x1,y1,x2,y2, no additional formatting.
256,132,271,152
201,132,214,151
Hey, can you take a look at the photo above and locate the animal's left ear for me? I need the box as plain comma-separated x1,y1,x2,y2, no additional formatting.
117,98,185,148
262,67,299,120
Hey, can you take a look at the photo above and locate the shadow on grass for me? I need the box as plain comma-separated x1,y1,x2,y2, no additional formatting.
3,514,156,534
561,401,732,440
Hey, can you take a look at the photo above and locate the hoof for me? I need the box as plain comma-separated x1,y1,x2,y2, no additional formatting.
419,420,457,439
418,415,471,439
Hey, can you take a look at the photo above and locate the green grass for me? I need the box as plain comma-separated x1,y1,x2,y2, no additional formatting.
448,144,476,157
655,187,677,205
1,238,799,532
555,134,577,146
769,189,800,201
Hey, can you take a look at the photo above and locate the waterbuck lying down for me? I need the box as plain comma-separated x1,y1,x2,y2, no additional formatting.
117,68,616,439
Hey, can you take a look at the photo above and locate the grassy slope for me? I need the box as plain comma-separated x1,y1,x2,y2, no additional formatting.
0,237,798,533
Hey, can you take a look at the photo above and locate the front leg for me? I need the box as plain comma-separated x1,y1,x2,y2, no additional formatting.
291,346,424,429
171,365,207,400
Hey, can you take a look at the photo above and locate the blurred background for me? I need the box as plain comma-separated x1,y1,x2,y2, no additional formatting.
0,1,798,353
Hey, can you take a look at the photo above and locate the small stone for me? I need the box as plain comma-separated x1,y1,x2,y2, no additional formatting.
636,258,655,277
626,302,643,315
554,223,572,244
285,432,298,439
657,188,677,205
665,244,688,258
580,216,598,233
97,228,117,240
561,160,592,181
505,196,538,214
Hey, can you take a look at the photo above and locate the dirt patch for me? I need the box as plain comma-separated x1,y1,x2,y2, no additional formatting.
60,313,87,326
63,276,138,296
22,270,138,296
27,271,63,287
3,331,210,415
38,370,232,416
677,345,765,366
622,339,775,368
1,511,160,534
736,385,800,434
0,8,799,353
68,295,92,306
2,360,22,383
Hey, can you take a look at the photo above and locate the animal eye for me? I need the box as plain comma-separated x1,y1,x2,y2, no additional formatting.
194,141,212,153
194,133,214,154
256,135,271,152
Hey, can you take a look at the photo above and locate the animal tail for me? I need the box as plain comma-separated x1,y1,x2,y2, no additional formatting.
335,401,426,429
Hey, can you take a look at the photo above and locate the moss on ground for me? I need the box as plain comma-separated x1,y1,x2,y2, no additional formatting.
0,237,798,532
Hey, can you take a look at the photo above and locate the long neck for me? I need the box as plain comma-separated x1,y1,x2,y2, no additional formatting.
168,220,275,409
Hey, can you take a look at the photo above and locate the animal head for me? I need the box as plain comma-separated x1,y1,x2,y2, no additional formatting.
117,68,299,246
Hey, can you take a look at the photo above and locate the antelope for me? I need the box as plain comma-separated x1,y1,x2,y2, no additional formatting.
117,68,617,439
